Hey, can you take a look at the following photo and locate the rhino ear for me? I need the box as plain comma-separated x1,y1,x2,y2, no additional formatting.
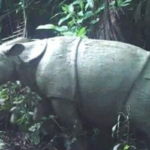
18,39,47,63
6,44,25,56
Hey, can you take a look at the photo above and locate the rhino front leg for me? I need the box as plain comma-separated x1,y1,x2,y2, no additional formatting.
51,99,87,150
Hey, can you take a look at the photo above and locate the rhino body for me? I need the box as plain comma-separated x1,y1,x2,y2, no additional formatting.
0,36,150,150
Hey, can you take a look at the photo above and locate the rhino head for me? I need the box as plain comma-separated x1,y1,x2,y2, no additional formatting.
0,37,47,85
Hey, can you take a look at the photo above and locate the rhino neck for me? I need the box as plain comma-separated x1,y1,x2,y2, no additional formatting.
14,57,40,92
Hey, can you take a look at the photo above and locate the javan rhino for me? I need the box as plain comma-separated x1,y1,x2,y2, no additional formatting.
0,36,150,150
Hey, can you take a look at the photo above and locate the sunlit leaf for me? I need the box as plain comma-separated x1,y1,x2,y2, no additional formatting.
83,11,94,20
77,27,86,36
58,14,72,25
90,18,99,24
62,4,69,13
29,123,41,132
55,26,68,32
36,24,57,30
95,4,105,14
0,139,5,150
86,0,94,8
10,113,17,124
10,106,17,112
78,11,84,16
124,145,130,150
68,20,75,27
68,4,74,13
77,18,83,24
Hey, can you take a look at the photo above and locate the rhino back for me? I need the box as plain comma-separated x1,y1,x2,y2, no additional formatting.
77,39,149,127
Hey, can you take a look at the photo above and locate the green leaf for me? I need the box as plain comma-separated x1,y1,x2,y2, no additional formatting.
68,20,75,27
10,106,17,112
13,100,23,104
55,26,68,32
76,27,86,36
28,111,33,116
62,4,69,13
124,0,132,2
111,0,132,7
90,18,99,24
121,0,132,7
10,113,17,124
50,12,62,20
0,89,8,99
124,145,130,150
86,0,94,8
36,24,57,30
77,18,83,24
68,4,74,13
117,0,123,7
83,11,94,20
78,11,84,16
79,1,84,10
31,132,40,145
58,13,72,25
0,139,5,150
29,123,41,132
95,4,105,14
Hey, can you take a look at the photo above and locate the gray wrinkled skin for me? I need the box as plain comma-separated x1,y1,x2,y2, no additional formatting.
0,36,150,150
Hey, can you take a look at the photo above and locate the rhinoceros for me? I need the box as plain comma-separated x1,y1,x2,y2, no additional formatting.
0,36,150,150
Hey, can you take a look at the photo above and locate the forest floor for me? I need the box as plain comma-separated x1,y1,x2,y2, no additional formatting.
0,131,59,150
